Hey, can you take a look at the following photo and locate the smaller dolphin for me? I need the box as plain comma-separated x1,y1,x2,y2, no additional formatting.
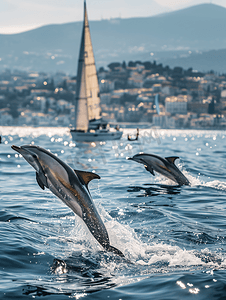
11,145,124,257
128,153,189,186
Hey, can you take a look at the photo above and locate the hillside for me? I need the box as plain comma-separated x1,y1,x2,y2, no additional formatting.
161,49,226,73
0,3,225,73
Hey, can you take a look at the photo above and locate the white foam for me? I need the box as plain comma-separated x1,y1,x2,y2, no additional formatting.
170,164,226,191
185,171,226,191
93,204,222,269
203,180,226,190
42,200,226,280
0,126,69,138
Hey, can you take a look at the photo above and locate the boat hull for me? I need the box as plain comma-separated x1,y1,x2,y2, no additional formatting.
70,130,123,142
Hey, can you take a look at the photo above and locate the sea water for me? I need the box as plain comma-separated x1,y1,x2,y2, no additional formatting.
1,126,226,299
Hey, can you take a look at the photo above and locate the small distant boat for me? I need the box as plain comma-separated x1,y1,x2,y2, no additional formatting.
128,128,139,141
70,1,122,142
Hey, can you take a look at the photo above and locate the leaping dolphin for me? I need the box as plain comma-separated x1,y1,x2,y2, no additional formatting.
128,153,190,186
11,145,124,257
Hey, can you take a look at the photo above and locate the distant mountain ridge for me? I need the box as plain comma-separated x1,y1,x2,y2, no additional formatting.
161,48,226,74
0,3,225,73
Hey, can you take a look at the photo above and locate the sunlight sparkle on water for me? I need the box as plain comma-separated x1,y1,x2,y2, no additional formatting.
189,288,200,294
176,281,186,289
1,127,226,298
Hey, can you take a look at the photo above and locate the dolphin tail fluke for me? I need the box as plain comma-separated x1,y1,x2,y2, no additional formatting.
107,245,124,257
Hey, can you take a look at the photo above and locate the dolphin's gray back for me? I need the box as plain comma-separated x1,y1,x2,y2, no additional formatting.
142,155,178,182
36,148,109,236
25,146,84,217
130,153,189,185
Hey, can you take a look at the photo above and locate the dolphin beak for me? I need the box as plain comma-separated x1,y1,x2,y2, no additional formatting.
128,156,140,163
11,145,21,153
11,145,31,157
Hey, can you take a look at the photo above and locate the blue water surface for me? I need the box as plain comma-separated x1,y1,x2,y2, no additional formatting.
1,126,226,299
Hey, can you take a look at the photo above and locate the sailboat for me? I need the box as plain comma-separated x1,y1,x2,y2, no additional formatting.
70,1,123,142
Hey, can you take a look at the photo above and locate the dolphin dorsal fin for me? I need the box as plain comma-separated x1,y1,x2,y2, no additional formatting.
165,156,179,164
74,170,101,186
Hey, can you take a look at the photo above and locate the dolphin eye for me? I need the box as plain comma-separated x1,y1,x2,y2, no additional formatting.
28,157,34,163
28,155,37,163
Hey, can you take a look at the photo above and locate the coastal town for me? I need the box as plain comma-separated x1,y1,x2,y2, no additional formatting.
0,60,226,129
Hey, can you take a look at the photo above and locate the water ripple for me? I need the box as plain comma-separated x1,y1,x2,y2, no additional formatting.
1,127,226,299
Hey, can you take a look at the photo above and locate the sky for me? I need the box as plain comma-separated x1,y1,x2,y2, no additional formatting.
0,0,225,34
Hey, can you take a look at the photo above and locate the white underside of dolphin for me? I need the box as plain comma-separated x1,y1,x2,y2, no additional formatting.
12,144,124,257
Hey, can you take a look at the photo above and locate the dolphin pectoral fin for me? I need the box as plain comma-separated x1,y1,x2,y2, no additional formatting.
36,172,45,190
36,172,49,190
145,165,155,176
165,156,179,164
74,170,101,186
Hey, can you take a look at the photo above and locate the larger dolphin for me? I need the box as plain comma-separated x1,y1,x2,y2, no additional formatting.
128,153,189,186
12,145,124,257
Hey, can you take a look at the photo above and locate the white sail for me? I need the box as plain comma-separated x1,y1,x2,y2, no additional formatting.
75,1,101,131
71,1,122,142
75,60,89,131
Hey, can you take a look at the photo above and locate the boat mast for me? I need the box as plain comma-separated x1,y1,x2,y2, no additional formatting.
74,0,89,131
83,0,102,124
74,0,102,131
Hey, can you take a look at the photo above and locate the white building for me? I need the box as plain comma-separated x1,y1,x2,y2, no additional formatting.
100,93,111,105
99,79,114,92
221,90,226,98
34,96,46,112
128,77,143,88
153,112,169,128
152,84,162,93
165,95,188,115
